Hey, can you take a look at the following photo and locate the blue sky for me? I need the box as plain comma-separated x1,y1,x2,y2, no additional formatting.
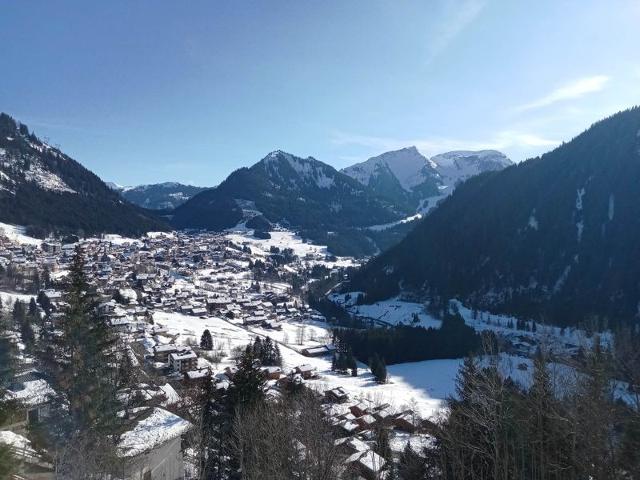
2,1,639,186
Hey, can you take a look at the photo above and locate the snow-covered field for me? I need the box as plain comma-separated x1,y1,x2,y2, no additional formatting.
0,222,42,246
0,290,36,310
150,310,456,417
226,230,357,268
330,293,442,329
332,291,608,352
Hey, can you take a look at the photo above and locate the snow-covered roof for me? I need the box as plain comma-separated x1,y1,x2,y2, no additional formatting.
118,408,191,457
6,379,54,406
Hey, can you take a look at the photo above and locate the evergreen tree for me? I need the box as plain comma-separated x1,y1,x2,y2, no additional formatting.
348,351,358,377
397,444,428,480
272,343,282,367
200,329,213,350
369,353,386,383
13,300,34,351
0,316,18,479
28,297,38,317
378,357,387,384
227,345,266,409
39,247,123,476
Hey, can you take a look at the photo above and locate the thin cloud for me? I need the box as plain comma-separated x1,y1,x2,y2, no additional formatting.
331,130,558,159
515,75,610,112
426,0,485,63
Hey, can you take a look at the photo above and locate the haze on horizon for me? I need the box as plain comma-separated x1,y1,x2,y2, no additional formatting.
1,0,639,186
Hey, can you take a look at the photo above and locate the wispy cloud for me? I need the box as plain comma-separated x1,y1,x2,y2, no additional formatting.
515,75,610,112
426,0,485,63
331,129,558,160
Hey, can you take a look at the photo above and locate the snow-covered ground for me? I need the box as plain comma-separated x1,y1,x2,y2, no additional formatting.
0,222,42,246
150,309,453,417
330,293,441,329
0,290,36,310
226,230,357,268
333,291,609,352
100,234,143,246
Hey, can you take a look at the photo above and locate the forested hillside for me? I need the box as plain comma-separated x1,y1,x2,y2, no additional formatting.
352,107,640,328
0,113,168,237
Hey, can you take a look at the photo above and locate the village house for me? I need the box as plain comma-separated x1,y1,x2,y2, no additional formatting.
168,348,198,373
152,344,179,363
117,407,192,480
294,364,317,379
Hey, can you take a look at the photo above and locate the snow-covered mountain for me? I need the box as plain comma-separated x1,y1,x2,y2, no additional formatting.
109,182,207,210
172,150,408,256
342,147,512,213
431,150,513,188
0,113,168,236
343,146,437,191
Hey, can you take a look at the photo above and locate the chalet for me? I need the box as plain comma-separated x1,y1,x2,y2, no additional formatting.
394,410,420,433
191,307,208,317
183,367,211,384
294,364,317,379
325,386,349,403
152,344,179,363
243,314,268,326
340,420,359,435
168,349,198,373
372,405,394,423
118,408,191,480
4,371,54,427
355,414,377,430
261,366,283,380
345,449,386,480
350,402,369,418
301,344,336,357
335,436,369,455
262,319,282,330
0,430,54,479
100,301,120,317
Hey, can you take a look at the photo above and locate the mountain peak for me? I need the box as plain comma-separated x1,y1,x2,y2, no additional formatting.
342,146,430,191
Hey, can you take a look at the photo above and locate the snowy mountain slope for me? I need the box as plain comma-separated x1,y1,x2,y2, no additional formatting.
110,182,208,210
432,150,512,190
0,113,168,236
342,147,511,214
172,150,409,256
343,146,436,191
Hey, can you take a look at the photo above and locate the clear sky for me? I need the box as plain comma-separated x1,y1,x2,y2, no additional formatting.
1,1,639,186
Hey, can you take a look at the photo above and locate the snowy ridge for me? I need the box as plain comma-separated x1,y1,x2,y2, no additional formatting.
342,146,433,191
263,150,337,190
342,147,511,215
432,150,511,187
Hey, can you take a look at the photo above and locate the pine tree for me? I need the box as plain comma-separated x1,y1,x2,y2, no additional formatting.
14,300,34,351
397,444,427,480
228,345,266,409
369,353,387,383
273,343,282,367
0,314,18,479
348,352,358,377
378,357,387,384
39,247,123,475
200,329,213,350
